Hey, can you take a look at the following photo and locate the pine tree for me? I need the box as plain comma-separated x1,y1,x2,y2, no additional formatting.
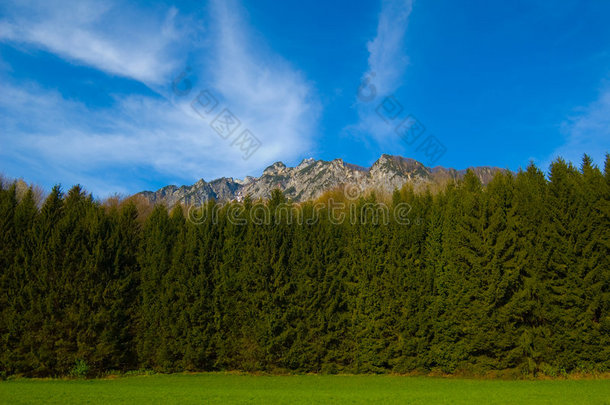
25,186,64,376
572,155,610,370
0,183,19,376
136,204,177,370
4,189,38,374
431,170,489,372
541,159,582,371
503,163,551,374
102,202,141,371
480,171,519,370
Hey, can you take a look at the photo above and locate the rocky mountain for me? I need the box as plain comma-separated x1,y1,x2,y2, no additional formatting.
136,154,505,206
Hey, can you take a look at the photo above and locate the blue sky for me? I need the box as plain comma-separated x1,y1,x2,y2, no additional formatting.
0,0,608,197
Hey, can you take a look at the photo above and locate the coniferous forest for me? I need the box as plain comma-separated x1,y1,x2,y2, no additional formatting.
0,156,608,378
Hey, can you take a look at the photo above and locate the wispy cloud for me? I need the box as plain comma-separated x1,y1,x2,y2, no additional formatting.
544,84,610,170
0,80,227,195
0,0,319,196
347,0,413,144
0,0,187,85
203,0,319,165
366,0,413,97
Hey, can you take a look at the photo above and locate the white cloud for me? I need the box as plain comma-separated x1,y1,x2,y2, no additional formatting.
347,0,413,144
201,0,320,166
366,0,413,97
0,0,188,85
0,0,320,195
0,80,231,195
545,85,610,170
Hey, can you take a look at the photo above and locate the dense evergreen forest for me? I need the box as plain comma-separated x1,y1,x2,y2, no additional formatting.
1,156,608,378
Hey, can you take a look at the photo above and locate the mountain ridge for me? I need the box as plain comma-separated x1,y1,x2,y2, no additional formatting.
136,154,507,206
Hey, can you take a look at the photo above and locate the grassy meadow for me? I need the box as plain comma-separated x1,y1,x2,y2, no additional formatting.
1,373,610,404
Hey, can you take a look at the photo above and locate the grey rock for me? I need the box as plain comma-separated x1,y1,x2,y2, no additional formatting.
135,155,508,206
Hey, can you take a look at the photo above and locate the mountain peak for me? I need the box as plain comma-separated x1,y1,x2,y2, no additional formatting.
297,157,316,168
263,161,287,176
137,155,506,206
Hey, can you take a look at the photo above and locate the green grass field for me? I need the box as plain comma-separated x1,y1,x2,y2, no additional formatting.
1,373,609,404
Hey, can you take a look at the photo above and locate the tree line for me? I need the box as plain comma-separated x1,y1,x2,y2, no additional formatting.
0,156,608,377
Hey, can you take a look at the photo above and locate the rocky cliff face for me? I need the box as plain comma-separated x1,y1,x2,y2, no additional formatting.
136,154,506,206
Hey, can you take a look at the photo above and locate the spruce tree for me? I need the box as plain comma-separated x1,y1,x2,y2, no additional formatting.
136,204,177,370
